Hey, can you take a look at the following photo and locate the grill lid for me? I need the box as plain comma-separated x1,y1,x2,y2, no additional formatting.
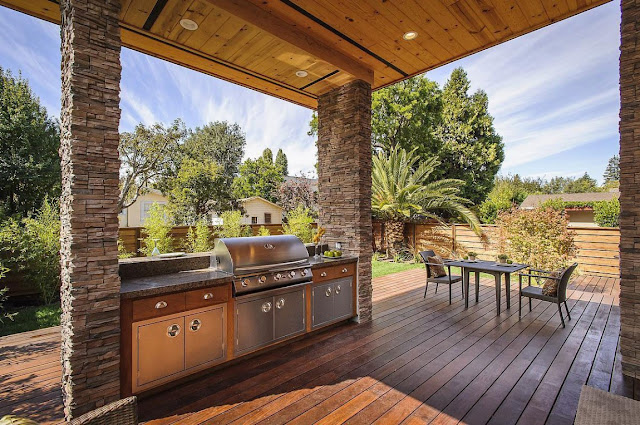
214,235,310,275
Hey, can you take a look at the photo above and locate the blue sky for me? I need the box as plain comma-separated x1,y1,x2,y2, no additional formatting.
0,1,621,182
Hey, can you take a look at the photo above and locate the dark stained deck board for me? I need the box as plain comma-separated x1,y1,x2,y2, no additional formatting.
0,271,634,425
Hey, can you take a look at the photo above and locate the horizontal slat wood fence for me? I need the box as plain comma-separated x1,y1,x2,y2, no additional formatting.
374,221,620,277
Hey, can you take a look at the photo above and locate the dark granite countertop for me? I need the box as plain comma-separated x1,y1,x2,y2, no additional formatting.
308,255,358,268
120,268,232,299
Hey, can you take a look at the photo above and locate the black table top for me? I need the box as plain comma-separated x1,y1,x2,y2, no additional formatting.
444,259,528,274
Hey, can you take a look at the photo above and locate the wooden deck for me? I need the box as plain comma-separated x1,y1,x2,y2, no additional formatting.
1,271,637,424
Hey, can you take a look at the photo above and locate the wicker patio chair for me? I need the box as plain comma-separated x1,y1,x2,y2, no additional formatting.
70,396,138,425
518,263,578,328
418,250,463,305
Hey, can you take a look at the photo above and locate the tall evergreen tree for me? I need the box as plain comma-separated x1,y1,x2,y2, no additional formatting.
0,68,60,216
275,148,289,175
232,148,284,202
603,155,620,183
434,68,504,205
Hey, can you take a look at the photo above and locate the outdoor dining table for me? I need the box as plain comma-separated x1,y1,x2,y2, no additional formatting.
444,259,528,315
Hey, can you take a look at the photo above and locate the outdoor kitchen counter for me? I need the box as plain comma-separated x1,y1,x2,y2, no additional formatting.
308,255,358,268
120,268,233,299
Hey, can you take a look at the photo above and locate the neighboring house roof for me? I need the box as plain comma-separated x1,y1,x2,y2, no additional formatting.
284,175,318,192
520,191,619,209
239,196,284,211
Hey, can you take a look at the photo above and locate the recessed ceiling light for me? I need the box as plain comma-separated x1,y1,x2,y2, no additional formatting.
403,31,418,40
180,19,198,31
295,70,308,78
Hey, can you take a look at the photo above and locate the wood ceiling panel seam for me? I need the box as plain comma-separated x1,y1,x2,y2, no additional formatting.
211,24,260,60
121,24,318,104
172,1,215,44
486,0,534,33
359,0,464,62
123,0,159,28
199,16,248,57
447,0,497,45
415,0,484,51
204,0,374,83
516,0,552,25
292,0,430,74
328,0,439,68
229,35,279,66
541,0,572,18
461,0,514,40
180,6,230,49
276,0,407,78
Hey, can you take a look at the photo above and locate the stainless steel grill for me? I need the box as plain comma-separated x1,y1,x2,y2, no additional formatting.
213,235,313,296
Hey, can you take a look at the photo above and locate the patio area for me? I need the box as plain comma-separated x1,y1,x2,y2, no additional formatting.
1,268,635,424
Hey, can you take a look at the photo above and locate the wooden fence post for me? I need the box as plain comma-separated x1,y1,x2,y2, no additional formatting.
452,224,457,254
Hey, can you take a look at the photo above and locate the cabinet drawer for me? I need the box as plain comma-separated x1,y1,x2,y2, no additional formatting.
132,292,186,322
313,263,356,283
185,286,229,310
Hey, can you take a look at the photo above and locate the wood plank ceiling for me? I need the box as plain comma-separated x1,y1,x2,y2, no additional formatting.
0,0,611,109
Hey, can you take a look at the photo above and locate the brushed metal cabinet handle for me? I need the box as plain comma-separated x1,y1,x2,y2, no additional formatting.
167,324,180,337
262,302,272,313
276,298,285,309
189,319,201,331
342,268,348,273
320,272,327,277
203,292,214,300
155,301,167,309
335,285,341,294
325,287,332,297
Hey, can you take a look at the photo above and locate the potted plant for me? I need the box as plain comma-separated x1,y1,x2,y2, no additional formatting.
497,254,508,264
468,252,477,261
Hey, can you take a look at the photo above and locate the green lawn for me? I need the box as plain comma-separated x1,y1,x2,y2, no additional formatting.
372,260,423,278
0,304,61,337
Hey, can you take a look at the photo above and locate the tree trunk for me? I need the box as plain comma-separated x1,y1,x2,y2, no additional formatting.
385,220,405,257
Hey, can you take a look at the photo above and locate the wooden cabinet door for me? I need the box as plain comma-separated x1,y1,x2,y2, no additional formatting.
185,306,226,370
312,281,334,328
136,316,185,387
333,277,354,320
235,295,274,354
274,288,305,340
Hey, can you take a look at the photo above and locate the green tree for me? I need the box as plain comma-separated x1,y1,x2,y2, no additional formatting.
275,175,317,215
282,204,314,243
275,148,289,175
0,68,60,216
140,203,173,256
434,68,504,204
232,148,285,202
603,155,620,183
371,75,442,158
219,210,251,238
541,173,600,194
479,174,543,223
185,220,213,253
119,119,186,212
166,158,229,224
372,147,480,255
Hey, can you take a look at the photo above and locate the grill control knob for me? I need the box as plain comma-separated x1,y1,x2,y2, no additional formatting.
259,275,267,284
241,280,248,287
275,273,282,280
289,271,296,278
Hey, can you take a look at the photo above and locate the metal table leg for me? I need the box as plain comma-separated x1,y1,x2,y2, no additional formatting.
464,268,470,309
475,272,480,303
495,273,501,315
505,273,511,309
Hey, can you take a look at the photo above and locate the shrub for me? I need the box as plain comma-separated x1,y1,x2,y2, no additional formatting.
282,205,314,243
118,239,135,259
497,207,576,273
185,220,213,252
0,198,61,304
140,203,173,256
257,226,271,236
0,264,17,323
219,210,250,238
539,197,565,211
593,198,619,228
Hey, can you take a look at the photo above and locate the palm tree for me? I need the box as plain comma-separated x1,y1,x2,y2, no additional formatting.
372,146,480,256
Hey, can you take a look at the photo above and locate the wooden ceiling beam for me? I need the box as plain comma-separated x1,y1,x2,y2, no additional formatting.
203,0,374,84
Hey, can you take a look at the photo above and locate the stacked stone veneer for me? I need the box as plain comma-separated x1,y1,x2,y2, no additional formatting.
620,0,640,379
317,80,373,322
59,0,122,418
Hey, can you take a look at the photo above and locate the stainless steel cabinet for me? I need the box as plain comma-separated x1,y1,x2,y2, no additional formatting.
274,288,305,340
137,316,185,387
312,277,354,329
235,284,306,355
185,306,226,370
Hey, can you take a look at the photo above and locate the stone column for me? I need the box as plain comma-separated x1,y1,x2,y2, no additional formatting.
317,80,373,321
59,0,122,419
620,0,640,379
